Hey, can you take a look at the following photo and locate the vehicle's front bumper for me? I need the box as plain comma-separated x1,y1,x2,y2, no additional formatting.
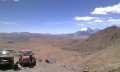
0,60,10,65
22,60,36,64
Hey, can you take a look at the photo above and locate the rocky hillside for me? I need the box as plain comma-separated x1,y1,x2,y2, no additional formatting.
79,26,120,72
61,26,120,72
74,26,120,52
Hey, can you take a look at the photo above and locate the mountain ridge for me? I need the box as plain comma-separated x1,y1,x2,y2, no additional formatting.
0,27,101,39
61,27,100,38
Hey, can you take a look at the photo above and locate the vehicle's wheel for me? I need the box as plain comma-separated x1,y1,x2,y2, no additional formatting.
20,61,24,67
10,61,14,69
20,61,22,66
21,62,25,67
33,61,36,66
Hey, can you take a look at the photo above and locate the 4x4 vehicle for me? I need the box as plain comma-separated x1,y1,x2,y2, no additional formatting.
0,49,14,68
19,50,36,67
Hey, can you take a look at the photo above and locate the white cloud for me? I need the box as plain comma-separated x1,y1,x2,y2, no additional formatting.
13,0,19,1
3,0,20,2
88,22,93,24
77,24,85,26
91,3,120,15
108,17,113,19
108,19,120,22
0,21,18,25
108,19,120,24
87,20,103,24
93,19,103,23
73,16,97,21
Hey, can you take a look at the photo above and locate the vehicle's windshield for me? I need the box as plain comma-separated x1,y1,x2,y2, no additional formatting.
0,50,13,55
20,51,32,56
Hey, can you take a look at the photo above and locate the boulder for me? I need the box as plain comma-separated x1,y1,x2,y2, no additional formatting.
45,55,56,64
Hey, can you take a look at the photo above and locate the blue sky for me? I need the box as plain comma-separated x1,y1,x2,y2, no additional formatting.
0,0,120,34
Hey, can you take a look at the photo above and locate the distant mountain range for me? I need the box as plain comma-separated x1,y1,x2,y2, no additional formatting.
60,27,101,38
0,27,101,41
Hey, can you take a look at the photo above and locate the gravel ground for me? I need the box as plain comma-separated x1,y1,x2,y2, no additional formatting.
0,61,73,72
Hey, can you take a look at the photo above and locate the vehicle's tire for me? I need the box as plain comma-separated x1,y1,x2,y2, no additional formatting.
10,61,14,69
21,62,25,67
20,61,24,67
20,62,22,66
33,61,36,66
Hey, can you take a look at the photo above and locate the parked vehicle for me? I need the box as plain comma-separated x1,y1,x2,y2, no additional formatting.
0,49,14,68
18,50,36,67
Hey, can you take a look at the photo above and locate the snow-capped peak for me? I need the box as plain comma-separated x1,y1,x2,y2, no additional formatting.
80,27,90,31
